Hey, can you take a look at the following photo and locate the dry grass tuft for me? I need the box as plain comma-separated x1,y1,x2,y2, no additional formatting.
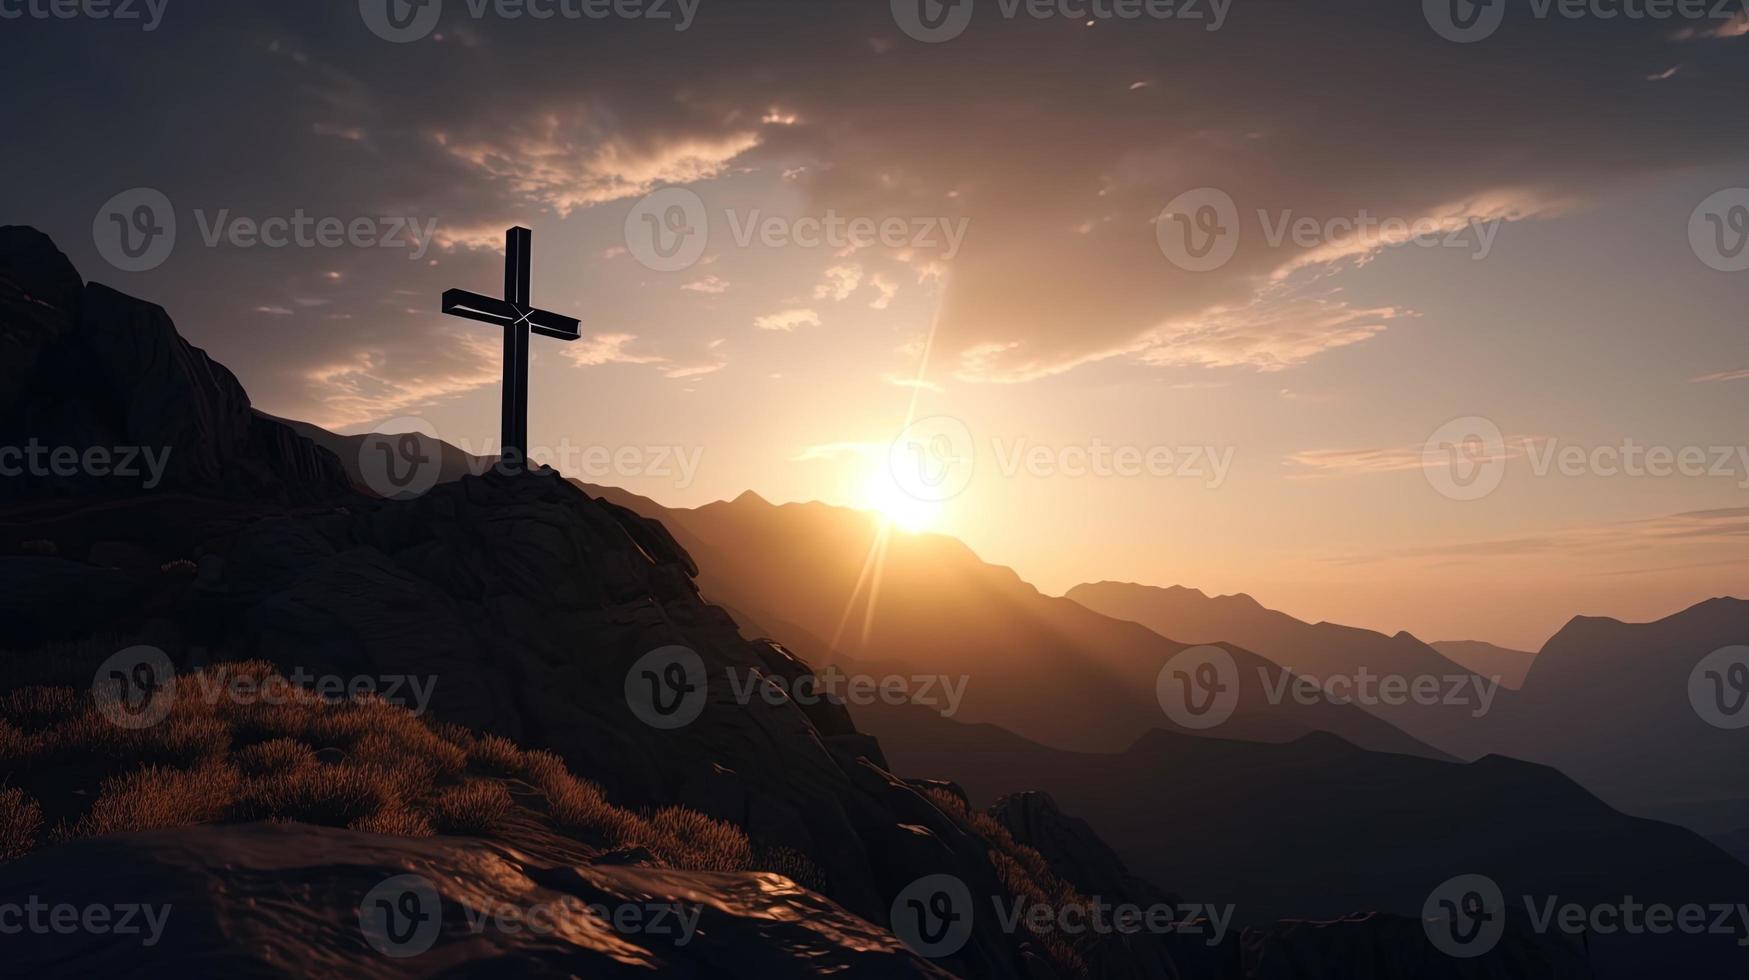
0,658,753,875
0,788,43,861
430,781,514,834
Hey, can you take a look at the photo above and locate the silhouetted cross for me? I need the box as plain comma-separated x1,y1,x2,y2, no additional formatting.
442,227,580,466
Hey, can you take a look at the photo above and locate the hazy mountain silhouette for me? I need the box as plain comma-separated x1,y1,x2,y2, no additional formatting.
1486,598,1749,835
586,486,1453,758
1430,640,1538,690
1065,581,1505,758
864,699,1749,978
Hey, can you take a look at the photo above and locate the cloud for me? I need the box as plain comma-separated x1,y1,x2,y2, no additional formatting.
1691,368,1749,383
814,263,863,301
682,275,730,294
868,272,899,310
755,308,822,332
437,114,761,215
561,333,664,367
1134,289,1411,374
300,331,505,429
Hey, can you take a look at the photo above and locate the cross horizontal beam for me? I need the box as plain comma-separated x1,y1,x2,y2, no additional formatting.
441,289,581,341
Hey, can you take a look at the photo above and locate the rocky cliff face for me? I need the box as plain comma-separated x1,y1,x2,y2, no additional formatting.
0,226,351,504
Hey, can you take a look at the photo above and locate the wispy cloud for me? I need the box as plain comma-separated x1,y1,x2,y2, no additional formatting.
755,308,821,332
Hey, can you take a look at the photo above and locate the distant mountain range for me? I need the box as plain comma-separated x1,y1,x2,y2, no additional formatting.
862,699,1749,977
1429,639,1538,689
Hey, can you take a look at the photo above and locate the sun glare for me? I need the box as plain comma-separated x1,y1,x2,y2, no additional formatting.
861,466,937,533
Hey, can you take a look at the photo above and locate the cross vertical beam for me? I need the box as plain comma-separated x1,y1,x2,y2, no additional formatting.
502,227,531,465
441,227,582,472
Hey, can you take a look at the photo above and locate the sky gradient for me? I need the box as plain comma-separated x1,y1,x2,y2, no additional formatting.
4,0,1747,647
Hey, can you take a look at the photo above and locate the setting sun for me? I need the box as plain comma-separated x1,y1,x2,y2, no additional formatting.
861,465,938,533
